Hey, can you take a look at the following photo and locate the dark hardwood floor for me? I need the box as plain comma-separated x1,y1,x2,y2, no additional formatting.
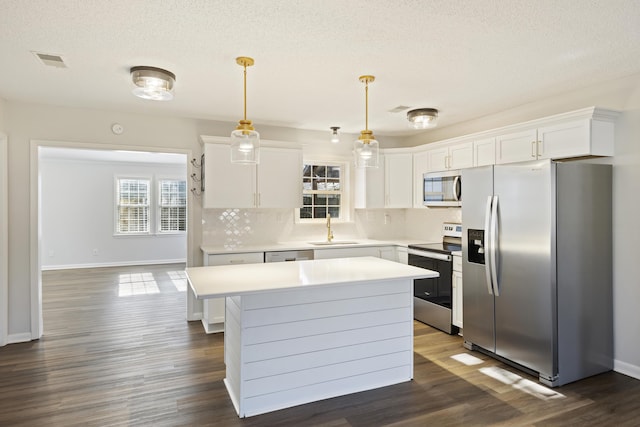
1,264,639,426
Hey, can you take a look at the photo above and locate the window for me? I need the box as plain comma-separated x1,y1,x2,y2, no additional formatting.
116,178,150,234
158,179,186,232
300,163,343,220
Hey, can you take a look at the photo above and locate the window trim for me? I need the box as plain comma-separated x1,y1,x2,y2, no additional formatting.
296,159,351,224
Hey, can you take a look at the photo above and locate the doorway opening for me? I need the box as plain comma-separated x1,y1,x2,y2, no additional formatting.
33,142,191,337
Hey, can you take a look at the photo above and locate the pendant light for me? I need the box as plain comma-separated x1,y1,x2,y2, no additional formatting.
330,126,340,143
230,56,259,164
354,75,379,168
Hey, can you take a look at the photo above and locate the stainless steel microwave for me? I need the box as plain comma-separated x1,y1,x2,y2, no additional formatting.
423,170,462,207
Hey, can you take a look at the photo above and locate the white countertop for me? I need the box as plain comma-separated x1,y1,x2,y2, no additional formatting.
200,238,433,255
186,256,438,298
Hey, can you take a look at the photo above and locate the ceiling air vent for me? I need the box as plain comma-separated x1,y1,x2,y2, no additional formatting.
388,105,411,113
33,52,67,68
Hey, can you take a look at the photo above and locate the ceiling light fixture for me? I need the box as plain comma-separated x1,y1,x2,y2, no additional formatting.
354,75,379,168
407,108,439,129
130,66,175,101
330,126,340,144
230,56,260,164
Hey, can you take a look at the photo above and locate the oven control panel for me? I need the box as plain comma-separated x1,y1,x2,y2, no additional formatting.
443,222,462,238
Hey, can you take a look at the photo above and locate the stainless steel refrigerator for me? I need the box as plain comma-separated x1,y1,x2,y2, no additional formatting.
462,159,613,387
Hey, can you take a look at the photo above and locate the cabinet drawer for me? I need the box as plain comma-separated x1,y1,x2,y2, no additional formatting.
453,255,462,272
206,252,264,266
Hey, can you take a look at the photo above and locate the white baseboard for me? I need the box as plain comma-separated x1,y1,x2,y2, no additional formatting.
614,359,640,381
41,258,187,271
7,332,33,344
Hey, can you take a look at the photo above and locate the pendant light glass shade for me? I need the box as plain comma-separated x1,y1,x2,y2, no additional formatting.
354,75,379,168
330,126,340,143
354,131,379,168
230,57,260,164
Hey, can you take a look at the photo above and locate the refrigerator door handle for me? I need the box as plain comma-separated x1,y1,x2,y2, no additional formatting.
484,196,494,295
490,195,500,296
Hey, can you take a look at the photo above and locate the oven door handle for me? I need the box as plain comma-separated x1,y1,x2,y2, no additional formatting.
408,248,452,262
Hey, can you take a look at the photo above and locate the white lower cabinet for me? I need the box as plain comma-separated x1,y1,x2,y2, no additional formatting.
313,245,399,261
452,255,463,330
313,246,381,260
201,252,264,333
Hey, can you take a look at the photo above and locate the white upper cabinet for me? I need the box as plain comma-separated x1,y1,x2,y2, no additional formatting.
425,141,473,172
354,154,385,209
495,128,538,164
256,147,303,208
354,152,413,209
412,150,429,208
496,111,616,164
473,137,496,167
536,119,594,160
384,153,413,208
201,141,302,209
202,143,255,208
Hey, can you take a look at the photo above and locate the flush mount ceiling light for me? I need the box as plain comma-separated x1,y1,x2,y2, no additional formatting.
230,56,260,164
407,108,439,129
354,75,379,168
130,66,175,101
330,126,340,144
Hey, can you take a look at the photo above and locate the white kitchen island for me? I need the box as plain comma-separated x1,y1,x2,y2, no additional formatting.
185,256,437,418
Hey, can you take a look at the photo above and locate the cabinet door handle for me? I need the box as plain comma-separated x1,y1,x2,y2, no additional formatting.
537,140,542,157
531,141,536,158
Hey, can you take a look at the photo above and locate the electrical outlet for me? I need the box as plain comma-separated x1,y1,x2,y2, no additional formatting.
92,249,99,256
48,250,54,258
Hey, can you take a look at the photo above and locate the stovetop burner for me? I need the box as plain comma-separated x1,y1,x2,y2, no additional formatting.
409,222,462,254
408,241,461,254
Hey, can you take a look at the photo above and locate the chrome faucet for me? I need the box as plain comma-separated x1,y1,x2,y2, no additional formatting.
326,213,334,242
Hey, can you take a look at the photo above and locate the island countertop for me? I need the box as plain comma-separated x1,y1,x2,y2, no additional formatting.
186,256,437,299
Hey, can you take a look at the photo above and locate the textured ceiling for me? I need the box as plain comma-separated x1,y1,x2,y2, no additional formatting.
1,0,639,136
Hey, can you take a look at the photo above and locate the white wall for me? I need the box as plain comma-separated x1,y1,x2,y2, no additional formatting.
611,86,640,378
40,157,186,269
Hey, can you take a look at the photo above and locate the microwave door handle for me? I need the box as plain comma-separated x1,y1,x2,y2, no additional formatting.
484,196,494,296
453,175,461,201
490,195,500,296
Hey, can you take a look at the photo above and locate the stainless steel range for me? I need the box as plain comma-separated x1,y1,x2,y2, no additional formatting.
408,222,462,334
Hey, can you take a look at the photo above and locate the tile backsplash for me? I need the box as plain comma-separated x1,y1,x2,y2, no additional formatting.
201,207,462,248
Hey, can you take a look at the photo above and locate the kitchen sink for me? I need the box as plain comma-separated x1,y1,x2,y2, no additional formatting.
308,241,358,246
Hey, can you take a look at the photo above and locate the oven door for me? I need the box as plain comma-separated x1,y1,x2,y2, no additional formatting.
408,249,453,308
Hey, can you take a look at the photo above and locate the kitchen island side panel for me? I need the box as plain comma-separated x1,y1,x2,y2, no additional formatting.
232,279,414,418
223,296,242,413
